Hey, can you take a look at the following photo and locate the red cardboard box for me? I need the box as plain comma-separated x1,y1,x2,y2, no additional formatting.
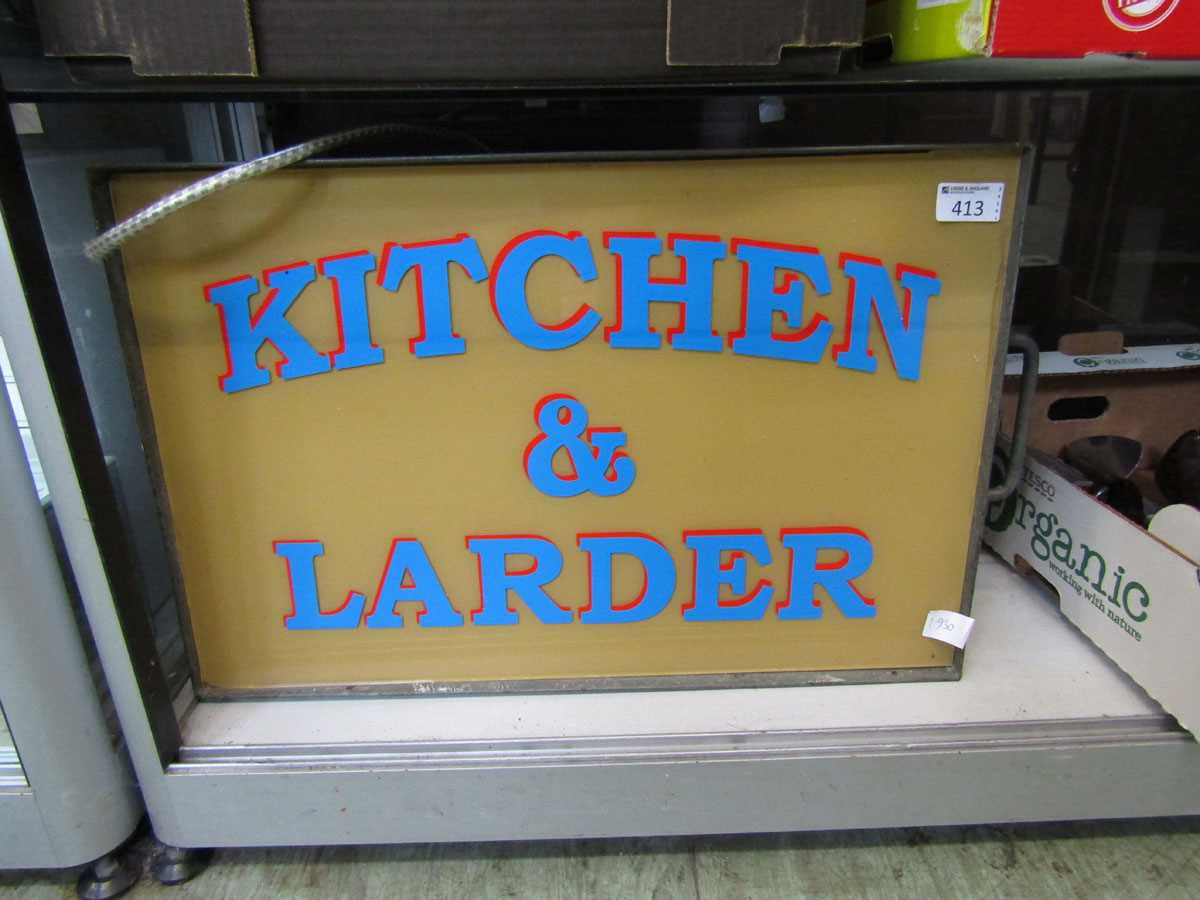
991,0,1198,59
866,0,1200,63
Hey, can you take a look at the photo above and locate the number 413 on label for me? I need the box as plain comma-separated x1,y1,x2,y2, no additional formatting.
935,182,1004,223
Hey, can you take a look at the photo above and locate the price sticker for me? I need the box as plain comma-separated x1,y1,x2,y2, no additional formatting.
922,610,976,649
936,182,1004,223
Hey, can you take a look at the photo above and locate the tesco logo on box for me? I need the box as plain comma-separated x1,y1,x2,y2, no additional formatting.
986,0,1197,59
1103,0,1181,32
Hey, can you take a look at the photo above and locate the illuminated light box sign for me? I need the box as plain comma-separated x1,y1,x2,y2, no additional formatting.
106,149,1023,695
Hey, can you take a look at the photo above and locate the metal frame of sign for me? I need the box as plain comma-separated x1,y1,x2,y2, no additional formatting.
93,144,1031,700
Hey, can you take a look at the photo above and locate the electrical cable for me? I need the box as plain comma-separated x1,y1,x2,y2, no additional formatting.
84,122,489,262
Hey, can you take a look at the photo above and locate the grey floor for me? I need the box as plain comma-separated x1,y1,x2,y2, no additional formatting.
3,818,1200,899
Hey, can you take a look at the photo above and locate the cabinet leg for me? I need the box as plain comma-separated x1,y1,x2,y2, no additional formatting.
76,851,138,900
150,843,213,886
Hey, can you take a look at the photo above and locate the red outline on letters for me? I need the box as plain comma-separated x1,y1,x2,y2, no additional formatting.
576,531,665,616
601,230,656,344
830,253,881,366
583,425,630,482
206,262,312,392
522,395,632,487
893,263,939,373
377,234,470,355
602,231,724,347
359,537,440,626
204,273,253,393
726,237,827,349
679,528,773,618
258,262,312,379
464,533,565,624
488,230,597,337
523,393,582,484
274,538,360,628
831,255,938,374
317,249,376,367
661,233,723,348
777,526,876,612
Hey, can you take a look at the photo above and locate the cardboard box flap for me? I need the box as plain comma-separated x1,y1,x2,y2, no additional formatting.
1005,343,1200,377
668,0,863,65
37,0,256,77
37,0,859,80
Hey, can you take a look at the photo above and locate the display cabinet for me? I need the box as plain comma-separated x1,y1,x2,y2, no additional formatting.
2,11,1200,874
0,301,141,892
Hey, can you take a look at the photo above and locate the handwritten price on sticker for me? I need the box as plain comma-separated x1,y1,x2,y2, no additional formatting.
922,610,975,649
928,614,959,636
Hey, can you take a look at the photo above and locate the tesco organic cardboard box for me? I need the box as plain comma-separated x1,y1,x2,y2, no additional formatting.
867,0,1200,63
984,342,1200,734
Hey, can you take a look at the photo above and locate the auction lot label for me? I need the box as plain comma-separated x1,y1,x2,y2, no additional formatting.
110,150,1020,693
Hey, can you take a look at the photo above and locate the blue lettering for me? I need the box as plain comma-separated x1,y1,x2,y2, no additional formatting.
378,234,487,358
832,256,940,381
275,540,365,630
729,239,833,363
603,233,726,352
363,538,463,628
207,264,331,394
777,528,876,620
681,530,774,622
578,533,675,624
467,535,572,625
490,231,601,350
318,251,384,371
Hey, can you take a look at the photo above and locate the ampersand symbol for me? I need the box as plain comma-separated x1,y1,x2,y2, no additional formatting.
523,393,636,498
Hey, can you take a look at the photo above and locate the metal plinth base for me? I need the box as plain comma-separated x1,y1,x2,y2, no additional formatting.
151,844,212,886
77,852,138,900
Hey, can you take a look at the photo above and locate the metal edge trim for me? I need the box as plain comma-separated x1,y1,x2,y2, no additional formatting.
172,714,1185,773
954,142,1034,675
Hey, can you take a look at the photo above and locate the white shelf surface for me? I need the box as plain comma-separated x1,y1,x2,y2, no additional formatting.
182,553,1166,749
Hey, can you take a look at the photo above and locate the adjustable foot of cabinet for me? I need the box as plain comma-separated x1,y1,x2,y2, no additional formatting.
150,844,211,886
76,852,138,900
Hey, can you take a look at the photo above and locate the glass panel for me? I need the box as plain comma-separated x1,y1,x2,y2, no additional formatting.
109,149,1021,692
0,337,44,500
0,699,24,786
25,85,1200,698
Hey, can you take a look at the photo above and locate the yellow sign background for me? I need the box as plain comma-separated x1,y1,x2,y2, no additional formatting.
111,150,1021,692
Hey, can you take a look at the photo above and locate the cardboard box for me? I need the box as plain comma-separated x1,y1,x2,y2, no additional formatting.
865,0,993,63
984,340,1200,734
36,0,862,79
867,0,1200,63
